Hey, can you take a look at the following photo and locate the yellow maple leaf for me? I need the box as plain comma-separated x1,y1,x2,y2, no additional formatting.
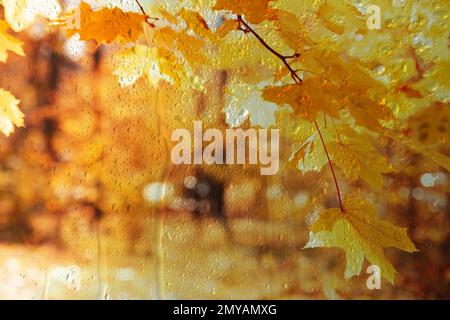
269,9,315,53
305,196,418,284
63,2,145,44
179,8,213,41
0,89,24,136
284,119,330,173
328,126,394,190
0,20,24,63
216,19,239,38
263,77,393,131
213,0,272,24
113,45,169,87
1,0,62,31
262,80,344,122
288,133,316,170
316,2,366,36
147,25,209,86
294,48,394,130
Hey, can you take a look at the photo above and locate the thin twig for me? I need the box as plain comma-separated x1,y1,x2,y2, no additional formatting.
314,121,344,212
134,0,158,28
235,15,344,211
237,15,302,84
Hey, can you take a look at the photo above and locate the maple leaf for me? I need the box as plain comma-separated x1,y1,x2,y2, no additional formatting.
269,9,315,53
145,24,210,87
216,19,240,37
113,45,169,87
0,20,25,137
1,0,62,31
64,2,145,44
262,80,344,122
288,132,316,170
328,126,394,190
213,0,272,24
158,8,179,26
0,20,24,63
316,2,366,36
0,88,24,136
293,48,394,130
179,8,213,41
287,121,329,173
305,196,418,284
263,74,393,131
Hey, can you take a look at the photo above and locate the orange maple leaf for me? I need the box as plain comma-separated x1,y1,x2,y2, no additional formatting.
64,2,145,44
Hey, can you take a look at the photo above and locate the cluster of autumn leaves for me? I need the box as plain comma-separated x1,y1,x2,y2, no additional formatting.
0,0,64,135
0,19,24,136
1,0,449,285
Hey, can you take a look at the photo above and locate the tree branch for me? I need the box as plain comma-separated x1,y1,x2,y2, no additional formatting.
237,15,302,84
314,120,344,212
134,0,158,28
235,16,344,210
